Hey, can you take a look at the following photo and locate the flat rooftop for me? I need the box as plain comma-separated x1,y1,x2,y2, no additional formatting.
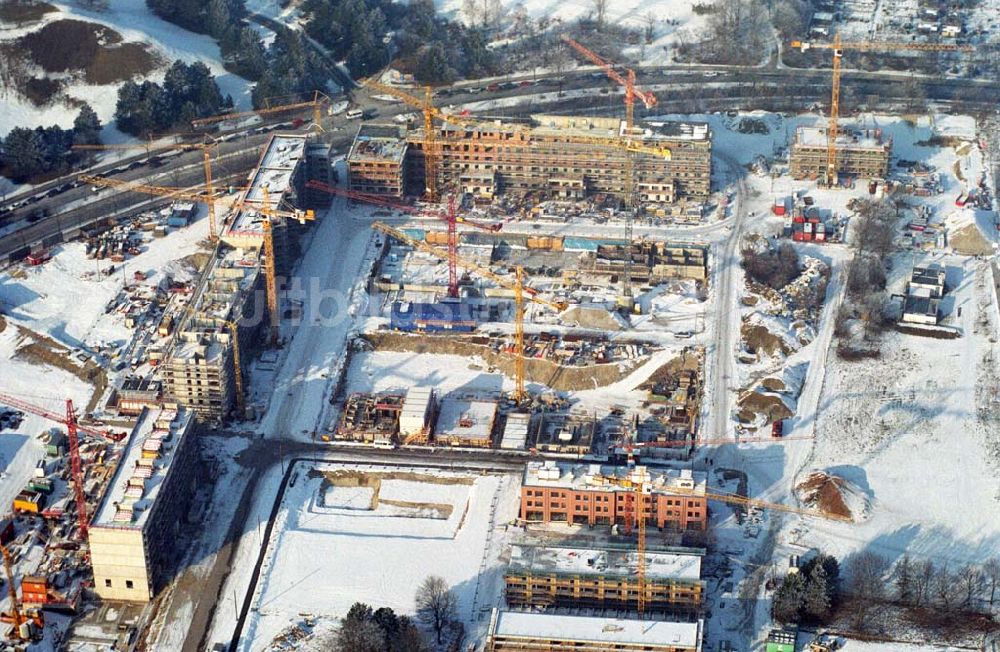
524,462,708,496
92,407,194,530
348,124,407,163
435,397,498,441
491,611,703,649
509,543,702,582
795,126,889,150
230,134,307,233
433,115,710,144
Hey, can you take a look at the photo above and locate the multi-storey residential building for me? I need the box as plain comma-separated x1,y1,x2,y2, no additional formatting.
520,462,708,531
789,127,891,180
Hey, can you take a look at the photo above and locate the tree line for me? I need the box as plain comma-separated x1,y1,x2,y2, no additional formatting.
1,104,101,182
114,60,232,137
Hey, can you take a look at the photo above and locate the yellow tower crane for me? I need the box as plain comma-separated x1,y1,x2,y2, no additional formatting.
371,221,567,402
360,79,670,203
230,187,315,345
191,90,331,129
74,139,221,239
791,36,972,186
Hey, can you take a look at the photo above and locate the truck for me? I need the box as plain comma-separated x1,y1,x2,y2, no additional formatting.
13,491,45,514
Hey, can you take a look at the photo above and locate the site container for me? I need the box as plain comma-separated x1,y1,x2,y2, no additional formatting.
13,491,45,514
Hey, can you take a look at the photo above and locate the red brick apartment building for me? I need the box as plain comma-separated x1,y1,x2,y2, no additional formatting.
519,463,708,531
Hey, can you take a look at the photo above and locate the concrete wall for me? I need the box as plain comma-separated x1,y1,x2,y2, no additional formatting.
89,526,152,602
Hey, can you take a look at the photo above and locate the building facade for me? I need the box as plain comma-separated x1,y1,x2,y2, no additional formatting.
504,543,704,613
790,127,892,180
89,407,198,602
520,463,708,531
347,124,408,198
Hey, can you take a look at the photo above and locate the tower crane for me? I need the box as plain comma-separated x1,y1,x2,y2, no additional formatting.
371,221,567,401
360,79,671,203
0,393,124,542
229,187,315,345
791,35,972,186
1,541,26,640
305,180,501,298
593,465,852,617
561,35,659,311
73,139,221,240
190,90,331,128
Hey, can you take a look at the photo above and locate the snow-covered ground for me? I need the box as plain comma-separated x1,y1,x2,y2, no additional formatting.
238,462,521,651
0,0,253,136
0,207,210,350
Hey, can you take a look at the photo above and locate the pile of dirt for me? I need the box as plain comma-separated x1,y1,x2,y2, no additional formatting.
736,390,792,424
796,471,870,522
561,305,626,331
9,19,160,88
638,348,703,391
946,211,994,256
0,0,55,24
741,322,790,357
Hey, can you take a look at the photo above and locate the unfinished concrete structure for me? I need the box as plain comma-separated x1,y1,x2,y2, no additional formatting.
574,241,708,283
529,413,597,455
486,610,704,652
334,393,404,444
434,396,498,447
520,462,708,531
790,127,892,180
161,248,266,420
89,407,197,602
505,543,704,613
347,124,409,198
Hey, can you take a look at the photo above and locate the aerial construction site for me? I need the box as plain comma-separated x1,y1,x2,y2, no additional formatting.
0,3,999,652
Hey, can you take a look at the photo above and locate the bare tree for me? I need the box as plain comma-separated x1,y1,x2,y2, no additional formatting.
415,575,456,644
984,557,1000,605
845,552,888,631
913,559,935,606
933,564,960,612
593,0,608,29
957,563,983,608
643,12,657,44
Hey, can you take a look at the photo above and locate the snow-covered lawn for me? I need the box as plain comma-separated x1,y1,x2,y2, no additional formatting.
0,0,253,136
238,462,521,651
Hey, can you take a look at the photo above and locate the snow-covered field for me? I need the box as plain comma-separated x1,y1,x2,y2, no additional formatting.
0,0,253,137
238,462,522,651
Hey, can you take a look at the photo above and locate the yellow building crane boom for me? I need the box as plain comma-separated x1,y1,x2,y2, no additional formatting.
191,91,331,128
372,221,566,401
74,140,221,239
791,35,972,185
0,543,25,640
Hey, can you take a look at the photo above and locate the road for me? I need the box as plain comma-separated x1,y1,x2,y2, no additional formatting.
711,155,750,442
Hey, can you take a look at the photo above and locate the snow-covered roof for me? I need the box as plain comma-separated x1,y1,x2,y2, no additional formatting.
523,461,707,496
490,611,703,649
509,543,702,582
230,134,307,233
434,397,497,442
348,124,407,163
795,126,889,150
92,407,194,530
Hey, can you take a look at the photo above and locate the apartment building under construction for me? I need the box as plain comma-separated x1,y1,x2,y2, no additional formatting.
347,115,712,204
789,127,892,179
505,543,704,614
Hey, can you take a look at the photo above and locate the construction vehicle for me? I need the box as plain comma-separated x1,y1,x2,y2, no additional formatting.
371,221,567,402
791,36,972,186
360,79,671,204
0,393,123,541
190,90,331,129
74,138,221,239
228,187,315,345
305,181,501,298
561,36,659,313
1,541,43,641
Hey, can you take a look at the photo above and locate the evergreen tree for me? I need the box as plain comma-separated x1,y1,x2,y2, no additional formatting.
72,103,102,145
894,555,914,605
3,127,46,181
772,572,805,624
802,563,831,622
